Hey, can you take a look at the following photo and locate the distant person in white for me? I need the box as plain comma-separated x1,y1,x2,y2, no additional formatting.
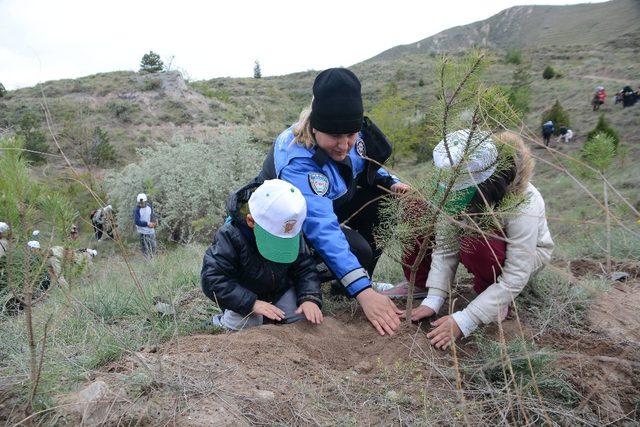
133,193,157,257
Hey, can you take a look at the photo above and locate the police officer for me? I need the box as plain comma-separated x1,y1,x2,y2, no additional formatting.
257,68,409,336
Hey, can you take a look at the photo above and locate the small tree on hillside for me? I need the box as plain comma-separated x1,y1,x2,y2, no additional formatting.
505,49,523,65
508,64,532,116
586,114,620,148
253,60,262,79
541,100,570,132
580,133,617,274
139,51,164,74
0,82,6,98
16,111,49,164
542,65,556,80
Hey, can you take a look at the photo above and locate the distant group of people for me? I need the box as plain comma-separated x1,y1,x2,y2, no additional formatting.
0,222,97,313
200,68,555,349
614,85,640,108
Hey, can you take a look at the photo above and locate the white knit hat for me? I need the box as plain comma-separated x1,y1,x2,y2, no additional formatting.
433,129,498,191
27,240,40,249
0,222,9,233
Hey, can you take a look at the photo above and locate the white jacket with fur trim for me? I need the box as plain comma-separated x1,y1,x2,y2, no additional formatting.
423,183,554,331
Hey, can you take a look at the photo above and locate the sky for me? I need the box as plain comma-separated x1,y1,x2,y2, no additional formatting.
1,0,608,90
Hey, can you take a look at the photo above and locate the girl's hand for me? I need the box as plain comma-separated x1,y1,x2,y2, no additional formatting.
426,315,462,350
400,305,435,322
295,301,323,324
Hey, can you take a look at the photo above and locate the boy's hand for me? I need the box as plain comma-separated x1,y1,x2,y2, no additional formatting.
426,315,462,350
252,300,285,321
295,301,323,324
148,222,156,228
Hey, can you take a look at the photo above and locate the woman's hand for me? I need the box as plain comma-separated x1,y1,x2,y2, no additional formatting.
401,305,435,322
252,300,285,321
356,288,403,336
426,315,463,350
295,301,323,324
390,182,411,194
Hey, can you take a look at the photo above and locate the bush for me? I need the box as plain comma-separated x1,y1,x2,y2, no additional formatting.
105,128,263,243
508,64,532,115
139,51,164,74
542,65,556,79
418,78,425,87
0,82,6,97
16,110,49,164
586,114,620,148
505,49,523,65
541,100,570,131
140,78,162,91
107,100,135,122
91,127,117,166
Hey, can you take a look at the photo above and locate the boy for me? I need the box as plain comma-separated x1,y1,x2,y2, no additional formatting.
201,179,323,330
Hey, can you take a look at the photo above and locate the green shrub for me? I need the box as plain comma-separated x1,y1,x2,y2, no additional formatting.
542,65,556,79
508,64,532,115
91,127,117,166
504,49,523,65
586,114,620,148
541,100,570,131
16,110,49,164
105,128,263,243
141,78,162,91
418,78,425,87
139,51,164,74
107,100,136,122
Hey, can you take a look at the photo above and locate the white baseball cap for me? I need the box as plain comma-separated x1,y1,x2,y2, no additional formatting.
88,249,98,257
137,193,148,202
0,222,9,233
27,241,40,249
247,179,307,263
433,129,498,191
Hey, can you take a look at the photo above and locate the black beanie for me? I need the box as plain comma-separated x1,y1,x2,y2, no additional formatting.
310,68,364,134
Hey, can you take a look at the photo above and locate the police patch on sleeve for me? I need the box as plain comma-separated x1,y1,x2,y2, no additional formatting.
356,138,366,157
308,172,329,196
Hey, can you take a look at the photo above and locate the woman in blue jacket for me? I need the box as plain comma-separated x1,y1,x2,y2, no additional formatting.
257,68,408,336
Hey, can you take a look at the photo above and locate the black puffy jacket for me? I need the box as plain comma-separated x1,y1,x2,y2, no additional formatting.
200,180,322,316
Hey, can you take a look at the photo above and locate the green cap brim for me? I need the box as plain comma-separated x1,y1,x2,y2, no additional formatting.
254,223,300,263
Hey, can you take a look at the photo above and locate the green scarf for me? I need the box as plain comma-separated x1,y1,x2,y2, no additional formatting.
438,185,477,215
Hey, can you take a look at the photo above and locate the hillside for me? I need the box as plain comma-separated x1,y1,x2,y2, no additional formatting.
367,0,640,62
1,1,640,425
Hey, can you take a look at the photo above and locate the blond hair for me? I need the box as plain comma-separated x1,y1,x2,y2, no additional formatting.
292,102,316,148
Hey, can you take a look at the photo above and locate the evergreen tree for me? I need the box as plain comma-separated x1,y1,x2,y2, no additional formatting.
0,82,6,98
542,65,556,80
16,111,49,164
541,100,570,132
253,60,262,79
91,127,117,166
508,64,532,115
586,114,620,148
139,51,164,74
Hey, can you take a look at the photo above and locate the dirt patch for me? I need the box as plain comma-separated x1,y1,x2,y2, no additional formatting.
569,259,640,279
59,314,460,425
588,280,640,345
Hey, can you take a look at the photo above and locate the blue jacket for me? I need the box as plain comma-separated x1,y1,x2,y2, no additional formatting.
259,126,399,297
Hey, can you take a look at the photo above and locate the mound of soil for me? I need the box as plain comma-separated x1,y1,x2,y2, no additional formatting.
60,313,459,425
53,287,640,425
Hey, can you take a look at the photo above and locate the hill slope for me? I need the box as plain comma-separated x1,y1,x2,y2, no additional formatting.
367,0,640,62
